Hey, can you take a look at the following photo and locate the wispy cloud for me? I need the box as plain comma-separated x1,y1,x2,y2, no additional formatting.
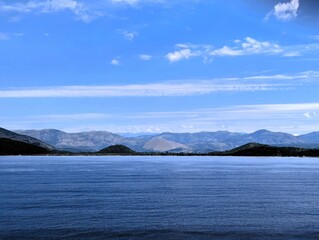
234,71,319,82
0,82,286,98
265,0,299,22
111,58,120,65
119,30,138,41
2,71,318,98
213,37,282,56
110,0,168,6
0,0,173,22
0,0,103,22
282,51,301,57
139,54,152,60
166,37,319,63
111,0,139,5
0,32,23,40
303,111,317,119
166,37,283,62
283,43,319,58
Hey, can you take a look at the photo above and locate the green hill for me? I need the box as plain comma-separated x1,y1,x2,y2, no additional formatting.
98,144,136,155
0,127,54,150
0,138,51,155
210,142,319,157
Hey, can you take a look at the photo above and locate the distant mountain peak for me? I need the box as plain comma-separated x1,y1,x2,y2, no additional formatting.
143,136,189,152
251,129,272,134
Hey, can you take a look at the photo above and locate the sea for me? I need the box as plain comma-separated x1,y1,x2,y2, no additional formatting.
1,156,319,240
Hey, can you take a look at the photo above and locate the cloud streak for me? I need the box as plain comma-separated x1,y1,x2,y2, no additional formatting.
2,71,318,98
0,82,285,98
139,54,152,60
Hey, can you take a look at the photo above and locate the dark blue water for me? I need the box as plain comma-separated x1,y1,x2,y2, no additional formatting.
1,156,319,240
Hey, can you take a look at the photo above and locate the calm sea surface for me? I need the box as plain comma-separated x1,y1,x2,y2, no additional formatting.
1,156,319,240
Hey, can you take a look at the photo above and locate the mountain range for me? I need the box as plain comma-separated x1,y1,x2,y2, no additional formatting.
15,129,319,153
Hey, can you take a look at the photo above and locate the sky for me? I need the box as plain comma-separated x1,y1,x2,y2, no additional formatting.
1,0,319,134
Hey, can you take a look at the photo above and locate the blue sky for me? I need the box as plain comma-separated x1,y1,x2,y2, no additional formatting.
1,0,319,134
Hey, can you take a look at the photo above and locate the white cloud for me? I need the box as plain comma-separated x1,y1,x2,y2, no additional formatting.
166,43,212,62
212,37,282,56
242,37,282,54
211,46,242,56
166,37,283,62
139,54,152,61
266,0,299,22
111,58,120,65
166,48,200,62
119,30,138,41
169,40,319,63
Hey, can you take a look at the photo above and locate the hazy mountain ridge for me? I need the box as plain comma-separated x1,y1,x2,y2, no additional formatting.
16,129,125,152
246,129,302,145
298,132,319,143
15,128,319,153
